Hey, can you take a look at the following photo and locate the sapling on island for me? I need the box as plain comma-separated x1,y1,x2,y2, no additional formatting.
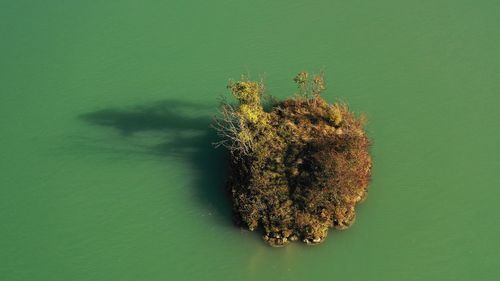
213,72,372,247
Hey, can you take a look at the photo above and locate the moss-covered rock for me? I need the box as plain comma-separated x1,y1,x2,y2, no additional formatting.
213,72,372,247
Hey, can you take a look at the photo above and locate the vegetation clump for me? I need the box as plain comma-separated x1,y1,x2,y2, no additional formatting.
213,72,372,247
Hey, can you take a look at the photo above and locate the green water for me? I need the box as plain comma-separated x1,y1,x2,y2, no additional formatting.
1,1,499,280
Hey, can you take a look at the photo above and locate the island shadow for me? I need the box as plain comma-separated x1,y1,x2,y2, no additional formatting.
79,99,233,227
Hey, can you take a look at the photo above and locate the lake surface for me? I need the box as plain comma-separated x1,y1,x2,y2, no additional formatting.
1,1,499,280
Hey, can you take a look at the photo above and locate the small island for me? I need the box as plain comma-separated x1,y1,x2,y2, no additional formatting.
213,72,372,246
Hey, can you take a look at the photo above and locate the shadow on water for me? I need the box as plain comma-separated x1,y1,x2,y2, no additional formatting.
79,99,233,227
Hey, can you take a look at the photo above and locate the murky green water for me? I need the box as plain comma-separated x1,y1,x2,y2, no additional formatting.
1,1,499,280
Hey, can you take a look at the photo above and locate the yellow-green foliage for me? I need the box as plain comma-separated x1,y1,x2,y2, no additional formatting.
229,81,263,106
329,104,343,126
214,72,372,247
238,104,261,124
